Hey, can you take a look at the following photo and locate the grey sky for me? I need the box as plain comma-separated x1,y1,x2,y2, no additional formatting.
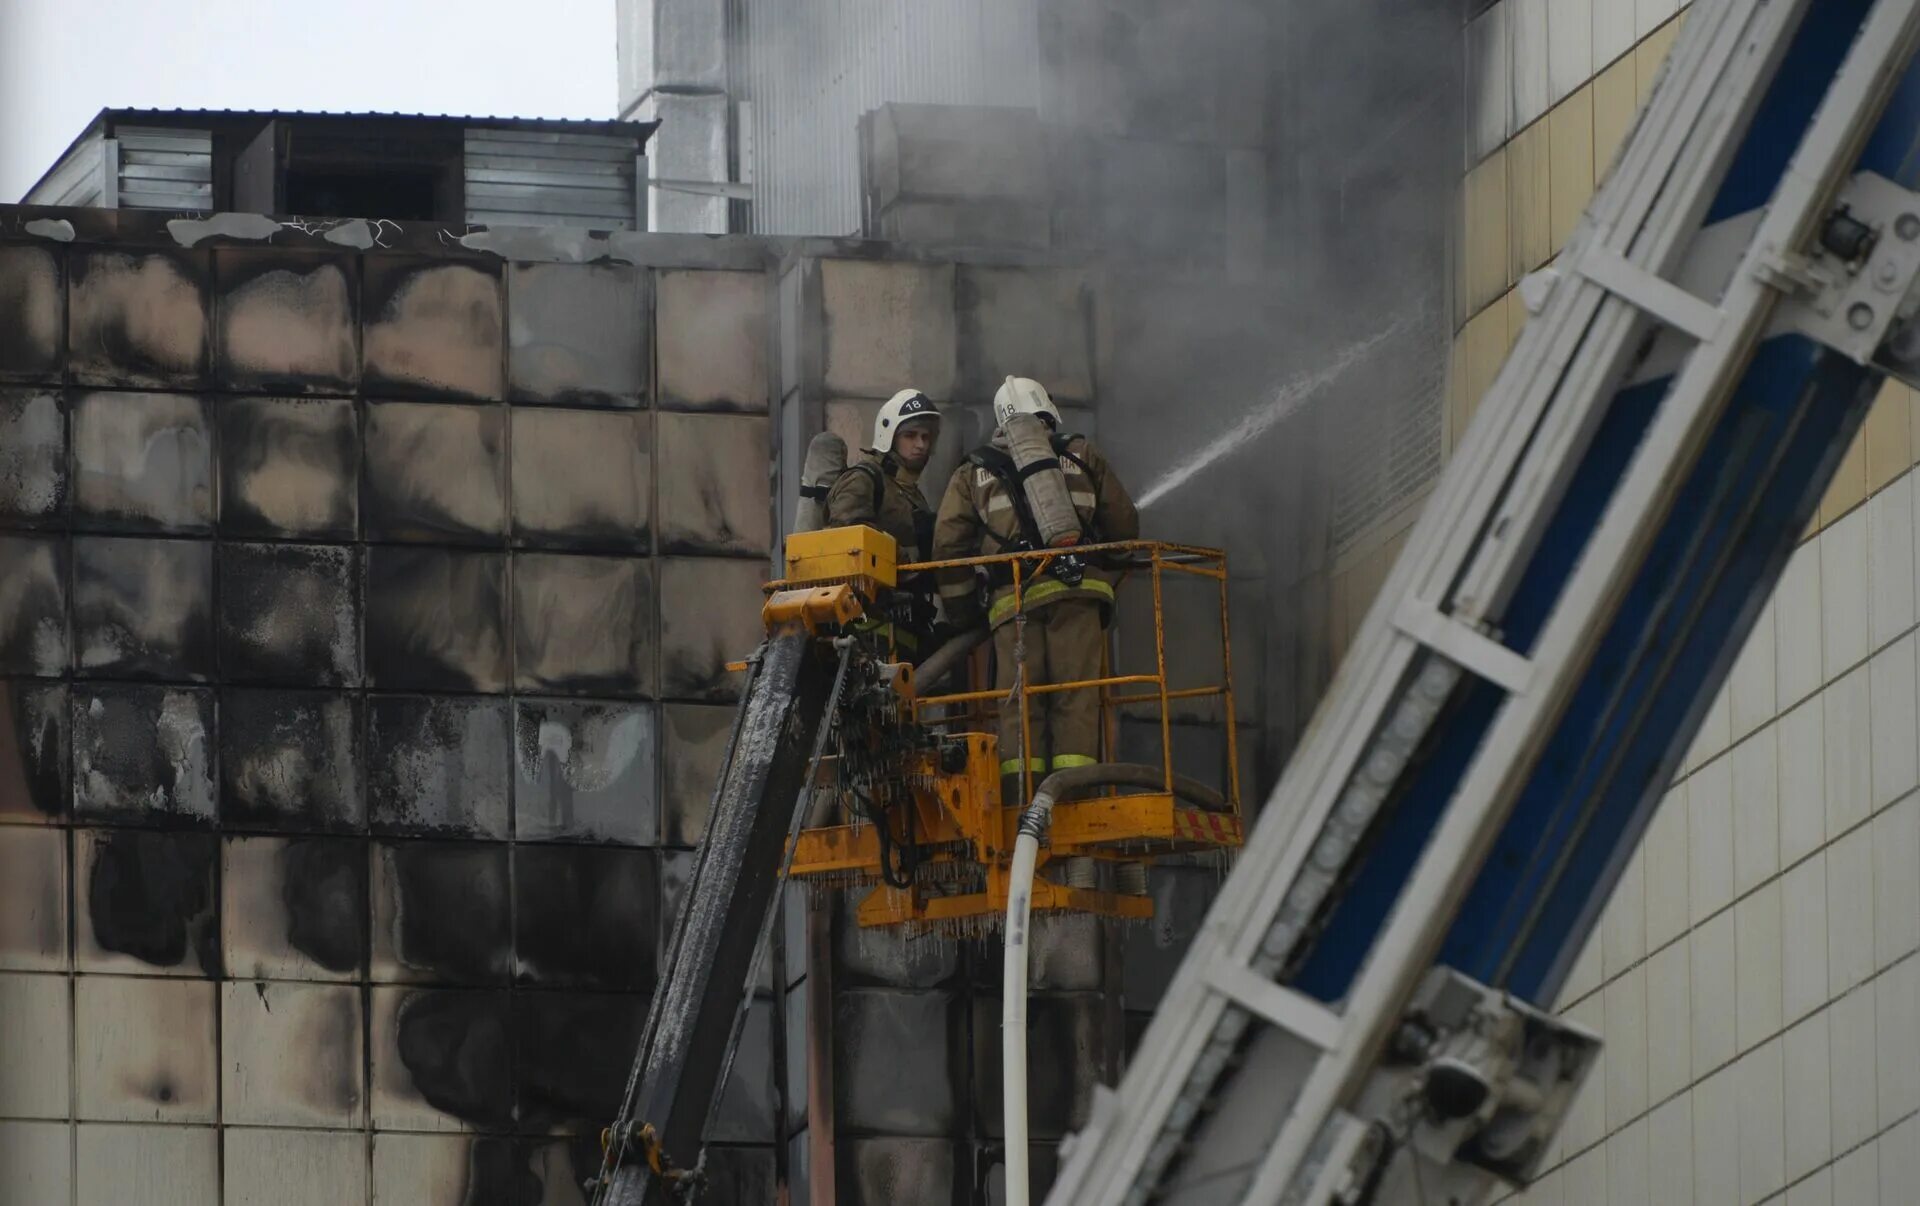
0,0,617,201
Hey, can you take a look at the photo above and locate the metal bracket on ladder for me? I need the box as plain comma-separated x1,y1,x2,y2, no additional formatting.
1770,172,1920,375
1203,960,1346,1052
1574,244,1726,341
1392,597,1532,695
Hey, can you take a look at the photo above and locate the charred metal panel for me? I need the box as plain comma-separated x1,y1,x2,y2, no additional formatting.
367,695,511,839
658,556,767,700
74,828,219,975
818,259,957,401
369,842,512,985
218,687,364,833
71,390,215,533
362,256,505,402
515,990,648,1128
656,269,770,412
513,697,659,844
363,547,508,692
510,407,652,551
838,1137,963,1206
369,985,516,1131
216,543,359,686
0,245,64,381
507,261,649,406
363,400,507,542
0,827,67,969
0,680,67,821
970,992,1107,1139
0,534,67,676
216,396,358,539
73,535,213,679
832,989,961,1136
512,554,655,696
660,700,733,846
511,845,659,988
834,907,960,990
219,980,364,1127
71,683,214,824
213,249,359,395
655,411,773,556
68,248,210,389
221,835,368,981
955,265,1094,403
0,390,67,524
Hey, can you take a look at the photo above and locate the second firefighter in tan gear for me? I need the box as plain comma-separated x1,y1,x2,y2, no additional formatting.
932,377,1138,780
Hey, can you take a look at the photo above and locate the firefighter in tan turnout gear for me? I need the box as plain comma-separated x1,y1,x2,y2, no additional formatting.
933,376,1138,795
825,388,943,656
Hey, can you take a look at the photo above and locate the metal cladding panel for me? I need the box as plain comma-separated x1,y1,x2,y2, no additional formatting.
115,127,213,211
23,133,105,207
742,0,1043,235
464,128,640,229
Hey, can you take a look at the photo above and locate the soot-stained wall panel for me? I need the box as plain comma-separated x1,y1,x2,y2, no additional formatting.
838,1137,961,1206
213,248,359,395
217,396,358,539
0,244,63,381
225,1128,369,1206
363,547,509,693
512,554,655,696
220,980,364,1127
367,695,511,839
513,989,646,1132
835,908,960,990
362,256,505,402
510,407,651,551
656,269,770,412
0,971,69,1117
0,680,68,821
819,259,957,401
0,389,66,524
0,827,66,969
371,1133,590,1205
511,845,658,989
369,984,517,1132
0,534,67,676
507,261,649,406
659,556,767,701
656,411,773,555
221,835,368,981
217,543,360,687
661,700,733,846
72,683,214,824
67,247,210,389
219,687,363,833
72,535,214,680
370,841,512,986
75,828,219,976
832,988,961,1137
513,697,658,844
73,974,217,1123
71,390,215,533
363,401,507,543
956,266,1094,403
970,993,1107,1140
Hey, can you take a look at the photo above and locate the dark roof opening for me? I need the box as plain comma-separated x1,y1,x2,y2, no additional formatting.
285,166,440,221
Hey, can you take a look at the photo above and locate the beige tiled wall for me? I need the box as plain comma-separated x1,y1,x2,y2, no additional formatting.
1326,5,1920,1202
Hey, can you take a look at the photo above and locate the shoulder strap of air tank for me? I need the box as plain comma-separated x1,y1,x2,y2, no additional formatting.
966,445,1046,551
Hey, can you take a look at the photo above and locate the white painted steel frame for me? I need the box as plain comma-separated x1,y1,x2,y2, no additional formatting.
1046,2,1920,1202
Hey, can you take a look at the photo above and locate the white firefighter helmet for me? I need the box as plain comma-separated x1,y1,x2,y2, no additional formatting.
993,376,1061,428
872,388,940,453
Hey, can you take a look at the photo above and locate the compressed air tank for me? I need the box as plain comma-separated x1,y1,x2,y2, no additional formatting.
792,431,847,533
1002,412,1082,547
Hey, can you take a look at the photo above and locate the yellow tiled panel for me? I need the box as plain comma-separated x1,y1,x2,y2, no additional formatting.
1865,377,1914,491
1466,293,1512,430
1549,86,1597,252
1592,54,1639,186
1446,337,1468,458
1329,568,1352,666
1505,286,1527,353
1464,148,1511,315
1820,426,1869,525
1636,17,1683,106
1508,119,1553,281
